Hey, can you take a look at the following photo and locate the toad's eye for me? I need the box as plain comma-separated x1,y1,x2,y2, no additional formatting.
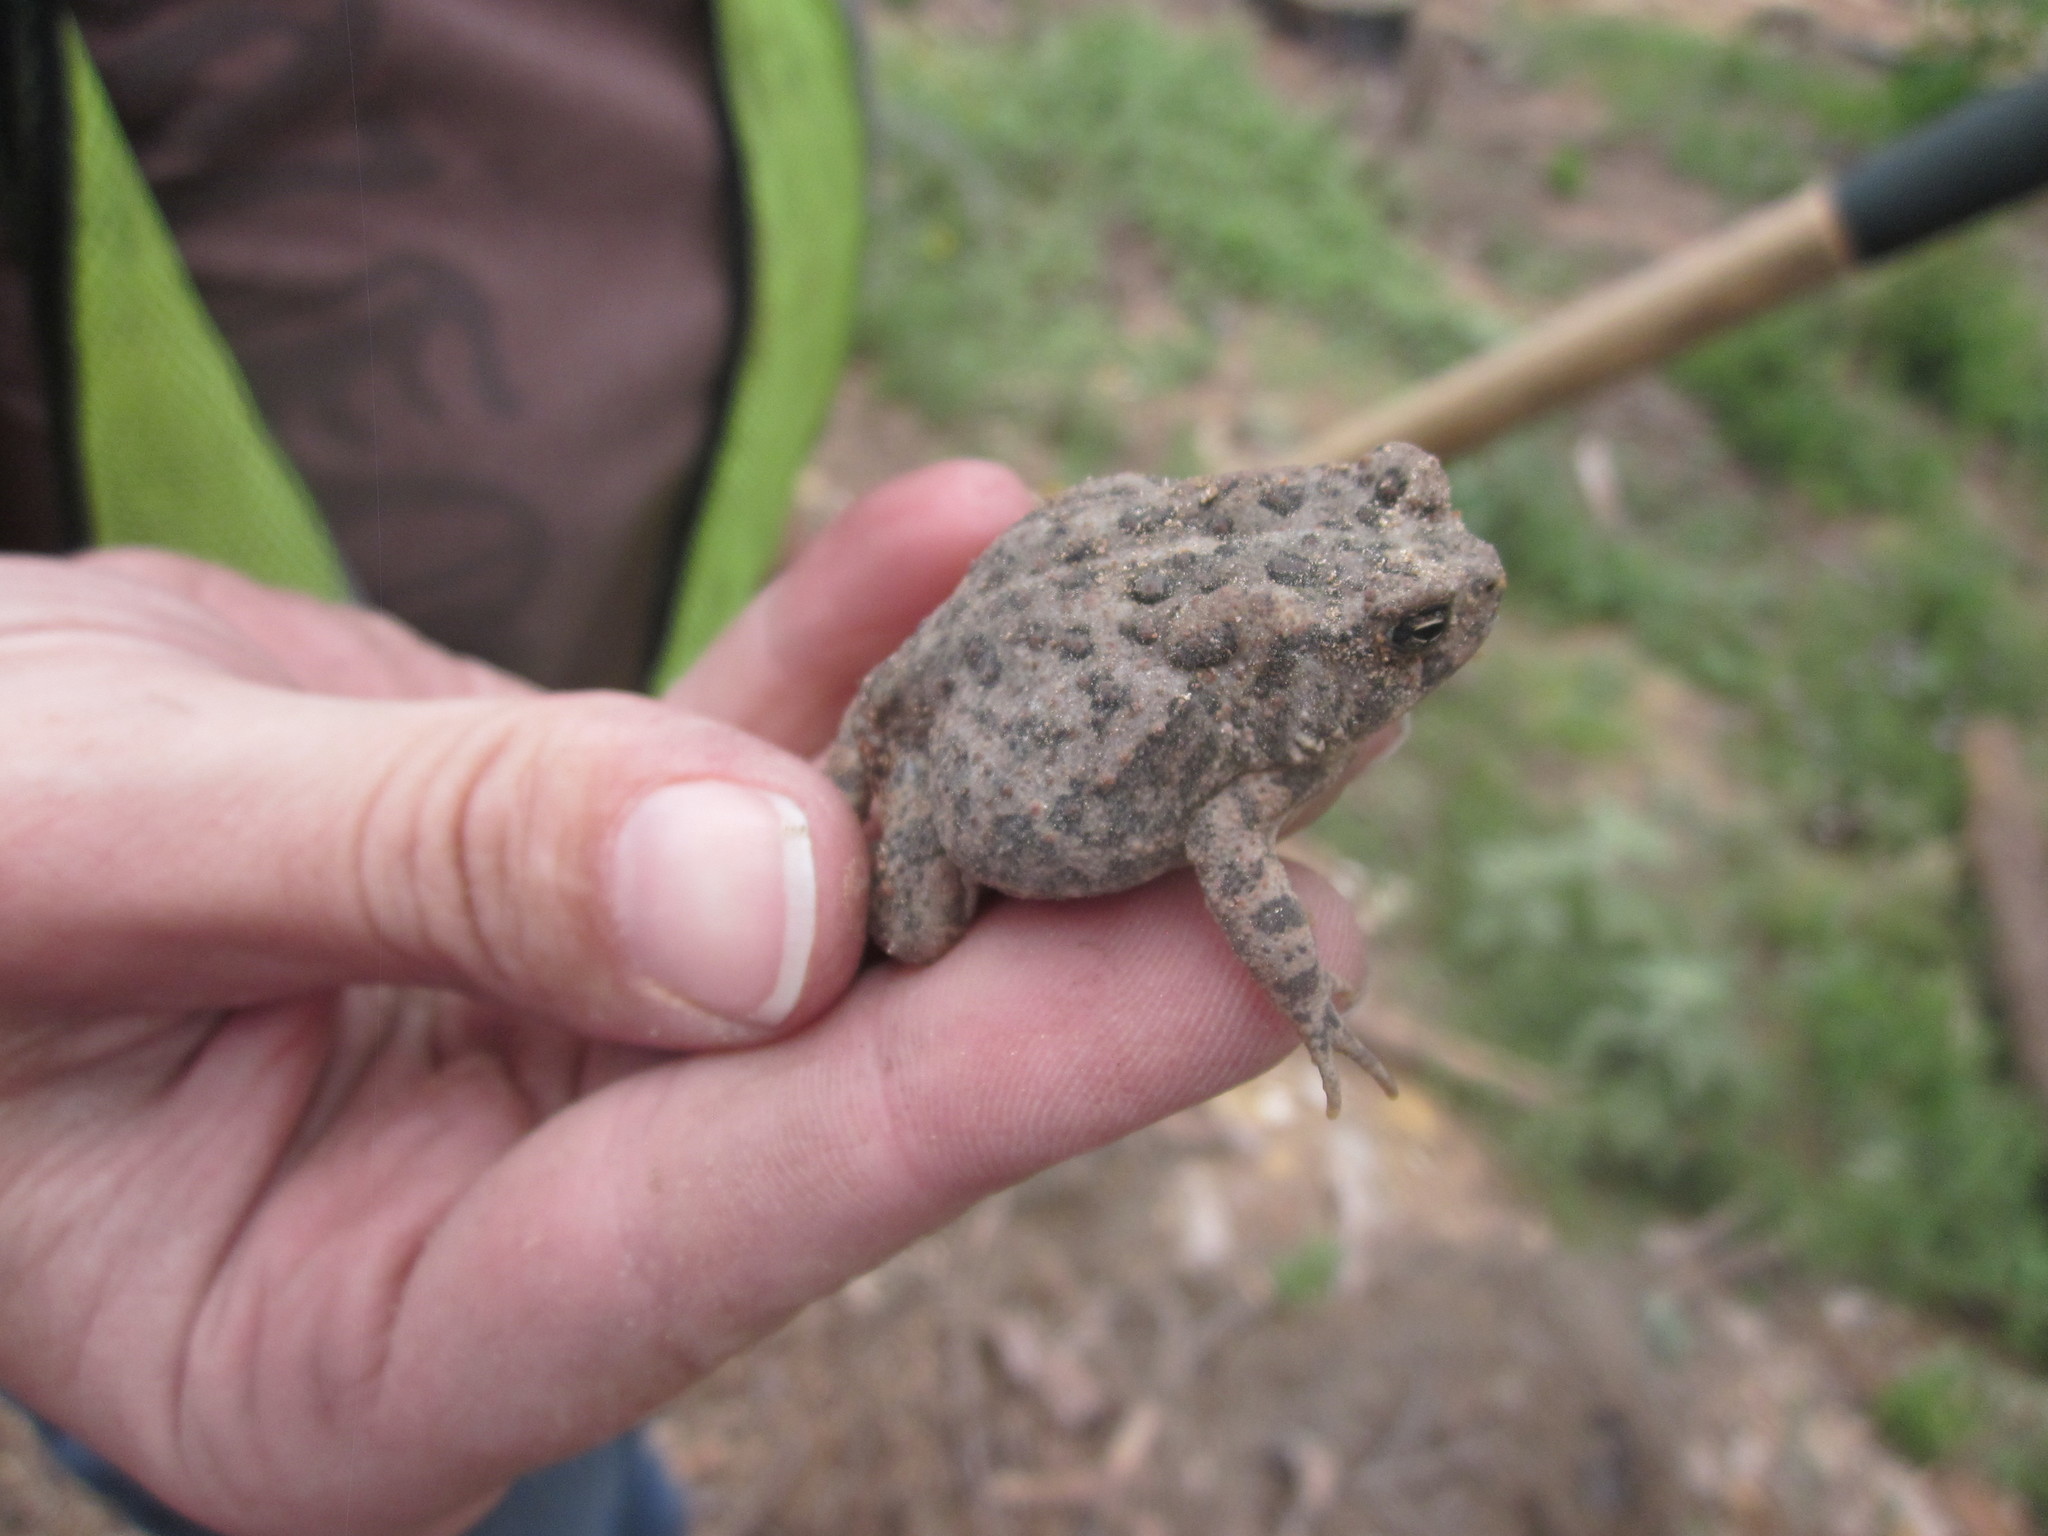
1390,603,1452,652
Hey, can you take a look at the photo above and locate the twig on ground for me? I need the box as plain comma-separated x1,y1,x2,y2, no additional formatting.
1962,718,2048,1111
1357,1005,1561,1109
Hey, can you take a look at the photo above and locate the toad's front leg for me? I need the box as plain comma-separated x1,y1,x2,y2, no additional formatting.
1186,774,1397,1117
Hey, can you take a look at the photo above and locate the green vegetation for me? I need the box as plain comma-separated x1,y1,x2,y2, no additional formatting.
1518,5,2048,208
863,8,1481,469
1544,143,1589,199
1898,1,2048,120
1516,16,1898,201
858,0,2048,1492
1873,1344,2048,1510
1674,233,2048,513
1270,1236,1343,1307
1379,266,2048,1349
1876,1348,1986,1463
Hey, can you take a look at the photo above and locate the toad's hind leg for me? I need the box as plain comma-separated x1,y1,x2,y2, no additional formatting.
866,757,979,965
1186,775,1397,1118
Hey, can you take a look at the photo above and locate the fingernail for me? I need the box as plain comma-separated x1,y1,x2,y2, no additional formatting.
610,783,817,1028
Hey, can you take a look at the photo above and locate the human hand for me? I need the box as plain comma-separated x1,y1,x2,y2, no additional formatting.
0,462,1363,1536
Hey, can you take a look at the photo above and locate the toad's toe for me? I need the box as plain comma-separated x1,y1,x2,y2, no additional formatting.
1330,1011,1399,1100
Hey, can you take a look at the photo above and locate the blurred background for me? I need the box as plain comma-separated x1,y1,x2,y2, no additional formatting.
703,0,2048,1529
14,0,2048,1531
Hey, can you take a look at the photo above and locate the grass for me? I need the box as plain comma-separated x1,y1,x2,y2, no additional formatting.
1874,1342,2048,1512
1876,1348,1985,1463
1674,232,2048,520
1514,15,1900,202
1336,424,2048,1355
1859,234,2048,460
1271,1236,1343,1307
1321,627,1762,1213
862,7,1483,470
857,0,2048,1465
1517,8,2048,207
1423,328,2048,1344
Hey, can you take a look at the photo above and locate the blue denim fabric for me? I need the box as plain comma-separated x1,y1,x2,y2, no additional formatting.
33,1415,687,1536
465,1434,688,1536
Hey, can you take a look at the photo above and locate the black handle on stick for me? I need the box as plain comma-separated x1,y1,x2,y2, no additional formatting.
1839,72,2048,259
1299,72,2048,465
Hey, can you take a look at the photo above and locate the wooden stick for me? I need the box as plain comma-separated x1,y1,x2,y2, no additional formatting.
1359,1004,1559,1109
1294,183,1854,465
1289,74,2048,465
1961,718,2048,1109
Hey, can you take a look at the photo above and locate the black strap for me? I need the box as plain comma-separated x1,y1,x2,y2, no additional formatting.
0,0,83,547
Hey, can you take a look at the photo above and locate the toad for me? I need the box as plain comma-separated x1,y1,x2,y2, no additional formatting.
827,443,1504,1115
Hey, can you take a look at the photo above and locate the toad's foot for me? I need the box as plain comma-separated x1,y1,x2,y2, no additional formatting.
1188,774,1399,1117
1309,1001,1399,1115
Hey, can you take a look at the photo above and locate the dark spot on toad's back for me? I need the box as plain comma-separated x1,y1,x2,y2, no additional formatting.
1056,627,1095,660
989,813,1037,862
1125,699,1221,790
1002,711,1072,758
1117,500,1176,537
1168,622,1239,672
964,635,1002,687
1259,482,1305,517
1127,568,1175,605
975,548,1020,586
1251,648,1298,699
1083,670,1132,726
1371,467,1408,509
1050,790,1143,853
1266,551,1318,588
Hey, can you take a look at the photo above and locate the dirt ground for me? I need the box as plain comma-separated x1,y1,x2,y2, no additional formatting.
3,0,2030,1533
1498,0,1920,49
654,1036,1999,1536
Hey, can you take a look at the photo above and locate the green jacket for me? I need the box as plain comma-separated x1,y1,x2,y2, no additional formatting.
0,0,864,688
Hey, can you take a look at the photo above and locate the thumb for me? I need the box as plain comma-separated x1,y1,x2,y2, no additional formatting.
0,667,868,1047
